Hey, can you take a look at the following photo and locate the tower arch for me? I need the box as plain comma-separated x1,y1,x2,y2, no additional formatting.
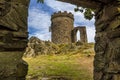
72,26,88,43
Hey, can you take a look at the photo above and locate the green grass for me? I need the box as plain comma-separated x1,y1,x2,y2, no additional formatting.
24,54,94,80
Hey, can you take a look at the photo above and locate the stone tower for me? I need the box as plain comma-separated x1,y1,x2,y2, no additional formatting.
51,11,74,44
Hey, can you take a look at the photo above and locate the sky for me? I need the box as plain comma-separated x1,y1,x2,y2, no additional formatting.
28,0,95,42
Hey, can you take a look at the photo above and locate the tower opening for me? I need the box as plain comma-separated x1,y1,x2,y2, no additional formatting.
76,30,81,41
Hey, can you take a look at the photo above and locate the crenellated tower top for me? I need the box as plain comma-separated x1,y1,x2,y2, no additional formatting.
51,11,74,20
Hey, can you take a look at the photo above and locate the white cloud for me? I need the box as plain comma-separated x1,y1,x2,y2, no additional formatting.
45,0,76,11
28,7,51,40
28,7,51,30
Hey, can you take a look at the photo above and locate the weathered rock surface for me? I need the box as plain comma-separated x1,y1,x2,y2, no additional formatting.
94,1,120,80
0,0,30,79
0,0,29,51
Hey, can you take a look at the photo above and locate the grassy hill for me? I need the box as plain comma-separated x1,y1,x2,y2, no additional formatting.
24,42,94,80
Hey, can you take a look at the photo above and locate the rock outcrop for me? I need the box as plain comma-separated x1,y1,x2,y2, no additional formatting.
24,36,59,57
24,36,94,57
0,0,30,79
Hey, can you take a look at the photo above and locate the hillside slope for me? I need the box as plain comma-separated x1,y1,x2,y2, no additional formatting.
24,36,94,57
24,36,95,80
24,54,94,80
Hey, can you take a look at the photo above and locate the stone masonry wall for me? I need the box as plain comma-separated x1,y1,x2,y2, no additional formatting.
94,1,120,80
0,0,30,80
51,11,74,44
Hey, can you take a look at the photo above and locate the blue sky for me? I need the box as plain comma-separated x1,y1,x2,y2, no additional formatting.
28,0,95,42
